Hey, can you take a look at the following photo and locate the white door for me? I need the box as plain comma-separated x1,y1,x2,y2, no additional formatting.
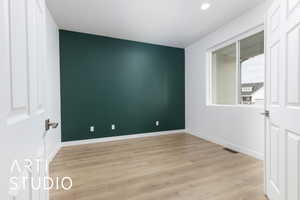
265,0,300,200
44,8,61,164
0,0,50,199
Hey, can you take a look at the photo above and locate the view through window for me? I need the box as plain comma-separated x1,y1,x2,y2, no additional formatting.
210,30,265,105
240,32,265,105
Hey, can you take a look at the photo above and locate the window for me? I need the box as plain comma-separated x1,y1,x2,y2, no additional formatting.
239,32,265,105
211,43,237,105
209,30,265,106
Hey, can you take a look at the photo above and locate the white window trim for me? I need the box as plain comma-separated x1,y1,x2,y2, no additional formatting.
206,24,265,107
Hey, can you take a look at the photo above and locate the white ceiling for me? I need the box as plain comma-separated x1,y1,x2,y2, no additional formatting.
46,0,264,48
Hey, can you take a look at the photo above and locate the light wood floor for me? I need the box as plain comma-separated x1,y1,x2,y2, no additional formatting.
50,133,266,200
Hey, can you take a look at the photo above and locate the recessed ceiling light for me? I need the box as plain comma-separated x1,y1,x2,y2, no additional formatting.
201,2,211,10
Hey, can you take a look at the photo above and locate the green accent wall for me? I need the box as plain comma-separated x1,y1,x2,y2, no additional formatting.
59,30,185,142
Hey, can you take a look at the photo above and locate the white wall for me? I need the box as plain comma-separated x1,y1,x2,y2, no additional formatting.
185,1,272,160
45,9,61,162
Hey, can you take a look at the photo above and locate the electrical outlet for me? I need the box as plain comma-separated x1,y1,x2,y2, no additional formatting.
90,126,95,132
111,124,115,130
156,121,159,126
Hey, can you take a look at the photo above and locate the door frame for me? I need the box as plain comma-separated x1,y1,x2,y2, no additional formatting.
264,12,268,196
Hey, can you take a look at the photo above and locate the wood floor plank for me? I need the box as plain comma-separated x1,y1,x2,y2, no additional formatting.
50,133,266,200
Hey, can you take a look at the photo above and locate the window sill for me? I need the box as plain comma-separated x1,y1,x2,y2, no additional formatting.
206,104,264,109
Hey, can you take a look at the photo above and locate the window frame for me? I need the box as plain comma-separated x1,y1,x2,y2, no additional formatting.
206,25,265,107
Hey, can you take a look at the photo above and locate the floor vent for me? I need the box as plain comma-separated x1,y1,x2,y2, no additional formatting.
223,148,239,154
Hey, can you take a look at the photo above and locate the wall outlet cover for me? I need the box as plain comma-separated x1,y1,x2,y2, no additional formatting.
90,126,95,132
111,124,115,130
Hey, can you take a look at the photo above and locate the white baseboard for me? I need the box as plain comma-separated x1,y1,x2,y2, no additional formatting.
49,130,263,161
62,129,186,147
47,144,61,163
189,131,264,160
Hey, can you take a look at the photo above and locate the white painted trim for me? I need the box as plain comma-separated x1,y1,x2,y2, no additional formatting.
189,131,264,160
62,129,186,147
207,24,264,52
47,144,61,163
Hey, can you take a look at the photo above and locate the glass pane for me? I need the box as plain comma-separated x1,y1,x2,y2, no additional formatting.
240,31,265,105
212,43,237,105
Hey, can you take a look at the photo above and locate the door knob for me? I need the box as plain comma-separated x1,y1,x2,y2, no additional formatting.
260,110,270,118
45,119,59,131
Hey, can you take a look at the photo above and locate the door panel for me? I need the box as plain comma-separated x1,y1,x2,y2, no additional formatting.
287,0,300,13
286,25,300,106
286,130,300,200
8,0,30,123
270,124,280,189
0,0,48,199
266,0,300,200
266,1,283,200
270,42,280,105
35,0,46,113
284,4,300,200
271,7,280,32
268,2,281,107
